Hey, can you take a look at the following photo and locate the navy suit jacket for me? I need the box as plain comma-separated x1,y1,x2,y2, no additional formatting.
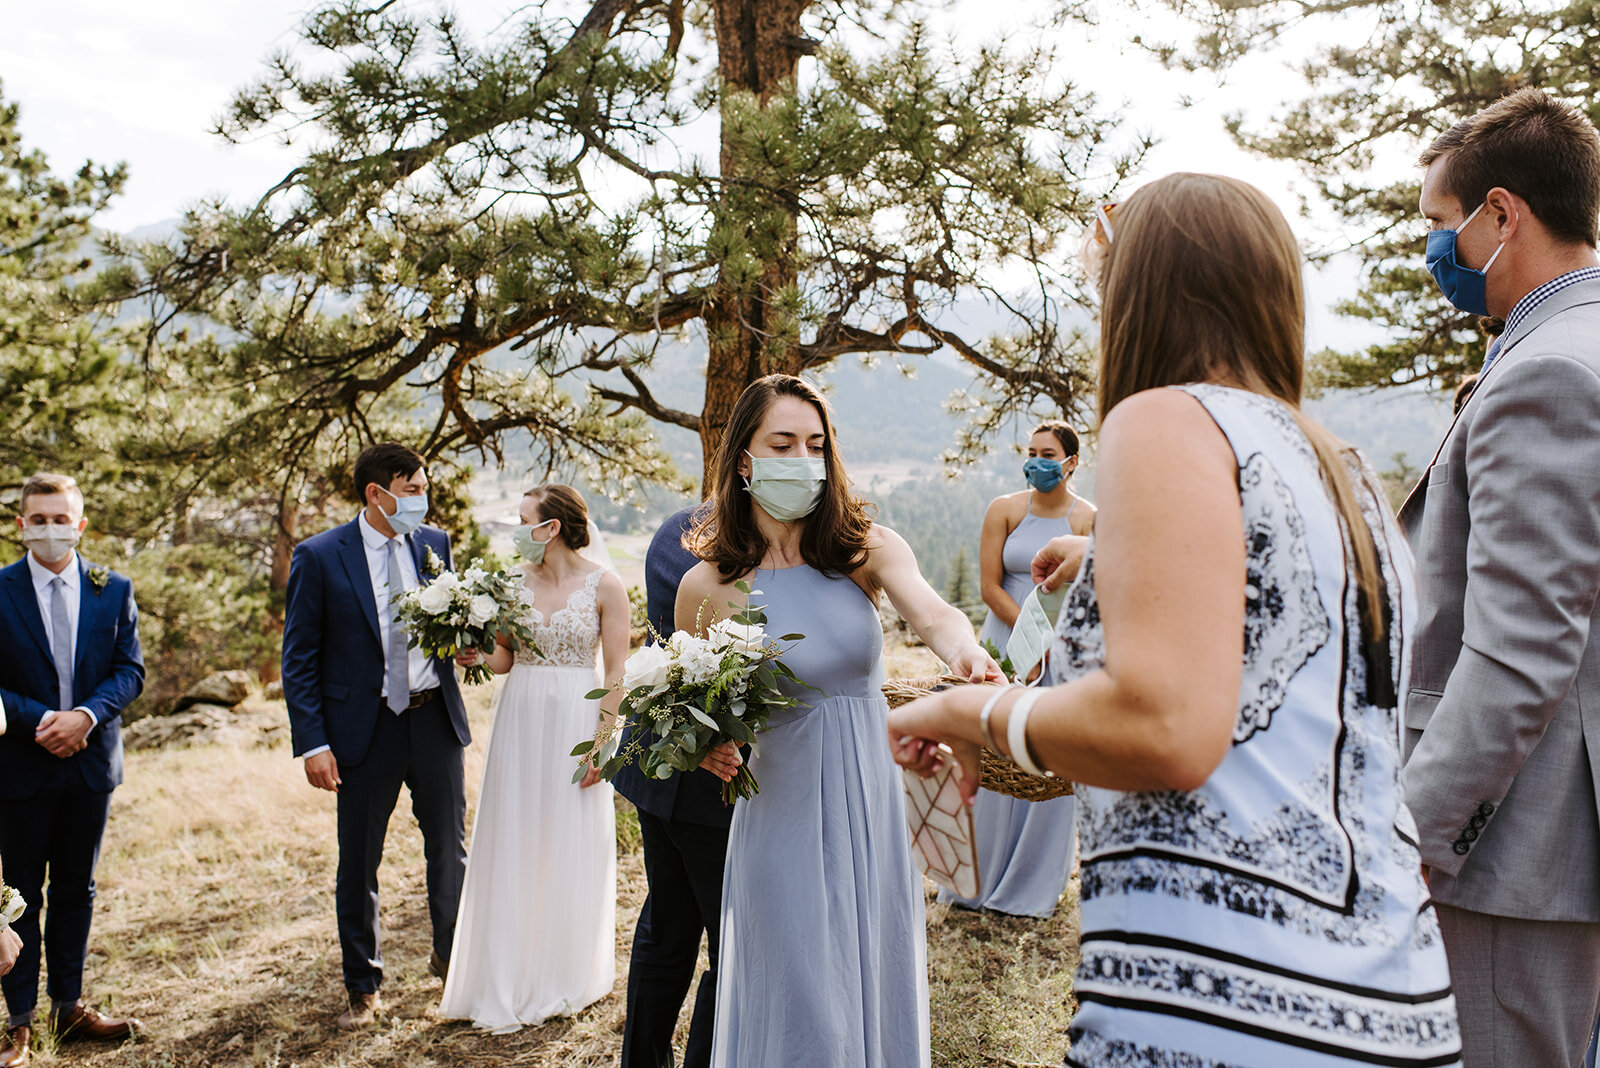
281,518,469,766
614,504,732,828
0,555,145,799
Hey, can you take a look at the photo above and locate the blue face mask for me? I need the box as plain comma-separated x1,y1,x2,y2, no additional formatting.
377,485,429,537
1425,201,1505,317
1023,457,1066,493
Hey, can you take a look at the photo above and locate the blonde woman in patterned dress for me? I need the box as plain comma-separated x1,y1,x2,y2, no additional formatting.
440,484,628,1032
889,175,1461,1067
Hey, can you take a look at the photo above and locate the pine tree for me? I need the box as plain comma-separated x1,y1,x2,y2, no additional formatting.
108,0,1145,493
1146,0,1593,394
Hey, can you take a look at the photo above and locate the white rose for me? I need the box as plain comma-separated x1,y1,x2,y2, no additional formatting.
710,618,766,656
467,593,498,627
622,643,673,691
463,565,487,585
416,581,453,615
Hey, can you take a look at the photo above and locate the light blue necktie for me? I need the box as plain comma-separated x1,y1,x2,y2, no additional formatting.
384,539,409,714
50,576,74,711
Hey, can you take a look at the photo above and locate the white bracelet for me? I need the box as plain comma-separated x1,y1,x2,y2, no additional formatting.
978,684,1019,752
1005,688,1052,778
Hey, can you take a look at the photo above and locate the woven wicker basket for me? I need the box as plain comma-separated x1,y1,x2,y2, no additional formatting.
882,675,1073,803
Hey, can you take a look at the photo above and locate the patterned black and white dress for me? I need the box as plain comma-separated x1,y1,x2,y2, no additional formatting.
1058,385,1461,1068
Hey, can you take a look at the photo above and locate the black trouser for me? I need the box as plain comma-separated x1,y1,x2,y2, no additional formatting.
0,780,112,1024
334,695,465,994
621,810,730,1068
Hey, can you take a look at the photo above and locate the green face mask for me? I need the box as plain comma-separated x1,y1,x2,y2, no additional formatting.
512,519,557,564
744,451,827,522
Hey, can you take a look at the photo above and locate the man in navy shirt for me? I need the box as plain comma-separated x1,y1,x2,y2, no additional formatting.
616,504,731,1068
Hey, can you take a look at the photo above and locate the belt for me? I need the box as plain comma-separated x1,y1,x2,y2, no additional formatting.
405,688,441,710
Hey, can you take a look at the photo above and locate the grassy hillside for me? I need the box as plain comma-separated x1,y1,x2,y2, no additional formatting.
45,643,1079,1068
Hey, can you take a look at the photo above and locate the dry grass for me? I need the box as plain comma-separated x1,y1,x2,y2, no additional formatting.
27,639,1076,1067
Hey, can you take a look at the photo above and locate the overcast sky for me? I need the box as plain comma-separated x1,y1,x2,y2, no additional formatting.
0,0,1389,347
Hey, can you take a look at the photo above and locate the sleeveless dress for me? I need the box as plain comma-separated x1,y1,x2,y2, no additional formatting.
440,568,617,1032
940,497,1080,917
1057,385,1459,1067
710,565,930,1068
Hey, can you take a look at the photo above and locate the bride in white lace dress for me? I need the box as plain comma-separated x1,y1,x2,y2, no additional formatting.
440,484,629,1032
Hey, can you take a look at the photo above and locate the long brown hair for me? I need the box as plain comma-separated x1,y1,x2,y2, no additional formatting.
688,374,874,579
1097,173,1388,637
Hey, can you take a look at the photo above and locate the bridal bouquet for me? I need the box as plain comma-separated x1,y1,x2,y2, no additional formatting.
574,582,806,802
393,563,538,685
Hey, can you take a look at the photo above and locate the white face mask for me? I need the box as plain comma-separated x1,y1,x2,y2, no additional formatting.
743,451,827,522
22,524,81,564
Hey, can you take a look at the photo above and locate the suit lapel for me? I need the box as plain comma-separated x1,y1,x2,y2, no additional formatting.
74,556,100,671
335,519,382,643
1,562,50,660
408,531,429,580
1399,277,1600,534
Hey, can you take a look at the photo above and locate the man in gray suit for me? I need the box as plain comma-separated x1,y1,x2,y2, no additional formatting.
1402,88,1600,1067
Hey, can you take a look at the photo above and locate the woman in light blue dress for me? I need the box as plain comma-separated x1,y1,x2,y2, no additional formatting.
943,421,1096,917
888,175,1459,1066
675,374,1000,1068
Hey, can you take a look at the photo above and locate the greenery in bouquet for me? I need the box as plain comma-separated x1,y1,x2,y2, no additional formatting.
393,563,539,684
573,581,807,803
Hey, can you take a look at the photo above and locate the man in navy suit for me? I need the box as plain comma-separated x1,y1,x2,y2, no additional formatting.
617,504,733,1068
281,443,473,1030
0,473,145,1066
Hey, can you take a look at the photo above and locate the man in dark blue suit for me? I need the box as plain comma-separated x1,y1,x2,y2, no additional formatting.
0,473,145,1066
617,504,733,1068
281,444,473,1030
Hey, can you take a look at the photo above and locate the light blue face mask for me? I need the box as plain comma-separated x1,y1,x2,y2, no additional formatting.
744,451,827,522
1425,201,1505,317
512,519,557,564
377,485,429,537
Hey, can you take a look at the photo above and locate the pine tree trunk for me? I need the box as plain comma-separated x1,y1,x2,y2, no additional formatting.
270,498,297,593
698,0,812,490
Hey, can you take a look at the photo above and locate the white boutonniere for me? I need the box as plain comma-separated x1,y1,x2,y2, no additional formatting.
422,547,445,578
87,566,110,591
0,884,25,927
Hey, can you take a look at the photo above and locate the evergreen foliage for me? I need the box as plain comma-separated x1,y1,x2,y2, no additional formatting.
105,0,1143,496
1148,0,1596,394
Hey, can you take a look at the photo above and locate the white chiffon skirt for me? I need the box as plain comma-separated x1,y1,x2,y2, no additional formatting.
440,663,616,1032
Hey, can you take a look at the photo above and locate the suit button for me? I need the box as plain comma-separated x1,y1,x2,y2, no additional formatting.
1478,801,1496,817
1453,841,1471,855
1463,827,1479,842
1469,815,1486,830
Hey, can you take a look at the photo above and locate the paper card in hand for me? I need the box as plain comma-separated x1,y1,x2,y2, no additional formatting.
1006,584,1065,684
903,762,980,899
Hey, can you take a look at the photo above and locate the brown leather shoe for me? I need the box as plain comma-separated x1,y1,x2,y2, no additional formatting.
49,1001,141,1043
0,1026,29,1068
428,951,448,982
336,991,381,1031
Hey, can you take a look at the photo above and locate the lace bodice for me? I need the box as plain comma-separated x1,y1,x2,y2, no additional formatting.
514,569,604,668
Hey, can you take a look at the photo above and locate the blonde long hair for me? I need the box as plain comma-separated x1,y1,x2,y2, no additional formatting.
1097,173,1386,638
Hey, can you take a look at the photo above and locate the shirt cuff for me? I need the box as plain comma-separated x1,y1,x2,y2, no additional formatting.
302,745,331,760
75,706,97,730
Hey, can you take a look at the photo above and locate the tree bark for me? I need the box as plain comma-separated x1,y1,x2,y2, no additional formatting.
698,0,812,490
270,496,297,593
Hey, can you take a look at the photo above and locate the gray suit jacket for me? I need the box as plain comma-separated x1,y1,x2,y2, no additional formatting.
1400,274,1600,922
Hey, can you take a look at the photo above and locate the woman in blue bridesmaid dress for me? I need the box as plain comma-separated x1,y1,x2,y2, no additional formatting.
943,420,1096,917
674,374,1000,1068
